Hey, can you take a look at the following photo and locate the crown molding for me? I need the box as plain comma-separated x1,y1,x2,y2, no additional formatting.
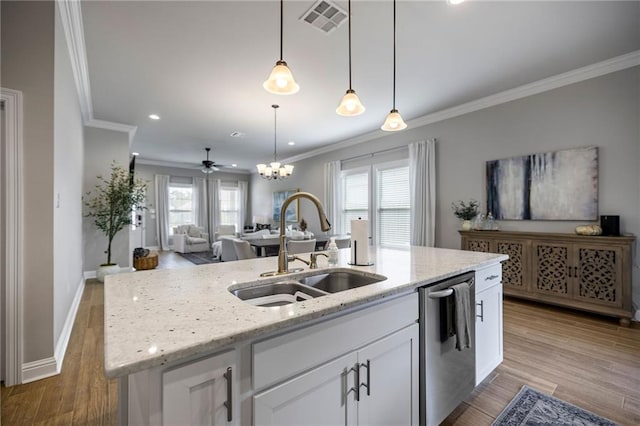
85,119,138,147
58,0,92,123
281,50,640,165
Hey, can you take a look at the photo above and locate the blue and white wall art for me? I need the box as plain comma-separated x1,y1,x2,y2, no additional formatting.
486,147,598,220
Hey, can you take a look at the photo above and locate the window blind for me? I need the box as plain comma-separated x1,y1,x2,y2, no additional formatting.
342,171,369,233
377,166,410,247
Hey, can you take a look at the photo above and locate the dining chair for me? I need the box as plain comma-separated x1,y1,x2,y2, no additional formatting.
287,239,316,255
233,240,257,260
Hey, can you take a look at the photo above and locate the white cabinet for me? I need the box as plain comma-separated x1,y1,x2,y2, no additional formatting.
475,265,504,386
254,352,358,426
163,349,238,425
254,324,419,426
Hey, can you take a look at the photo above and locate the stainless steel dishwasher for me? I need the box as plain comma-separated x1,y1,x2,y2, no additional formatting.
419,271,476,426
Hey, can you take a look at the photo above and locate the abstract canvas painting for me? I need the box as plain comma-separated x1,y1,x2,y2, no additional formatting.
486,147,598,220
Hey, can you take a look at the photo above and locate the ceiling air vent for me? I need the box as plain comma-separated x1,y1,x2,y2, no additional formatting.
300,0,347,34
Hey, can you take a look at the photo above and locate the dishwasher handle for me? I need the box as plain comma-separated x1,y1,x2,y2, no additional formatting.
428,289,453,299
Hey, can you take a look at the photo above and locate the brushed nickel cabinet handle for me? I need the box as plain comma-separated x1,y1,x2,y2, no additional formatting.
485,274,499,281
223,367,232,422
477,300,484,322
347,364,360,401
360,360,371,396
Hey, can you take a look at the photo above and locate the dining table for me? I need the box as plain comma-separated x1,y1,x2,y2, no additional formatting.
248,235,334,257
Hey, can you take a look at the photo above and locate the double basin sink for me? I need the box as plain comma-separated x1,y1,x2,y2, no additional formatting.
229,269,387,307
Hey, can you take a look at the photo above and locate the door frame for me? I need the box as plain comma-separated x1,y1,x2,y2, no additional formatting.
1,88,24,386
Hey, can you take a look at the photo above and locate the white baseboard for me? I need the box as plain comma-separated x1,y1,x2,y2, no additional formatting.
54,278,85,371
84,270,97,279
22,357,58,384
22,278,86,383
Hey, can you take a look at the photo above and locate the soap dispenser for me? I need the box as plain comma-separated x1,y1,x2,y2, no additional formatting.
327,237,339,266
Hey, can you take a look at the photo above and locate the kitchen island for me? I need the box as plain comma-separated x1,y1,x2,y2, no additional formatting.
105,246,507,425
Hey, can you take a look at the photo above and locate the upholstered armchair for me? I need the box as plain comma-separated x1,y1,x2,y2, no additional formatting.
215,225,237,241
173,225,210,253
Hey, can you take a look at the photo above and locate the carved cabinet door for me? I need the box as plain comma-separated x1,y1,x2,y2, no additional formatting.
531,241,572,299
573,245,624,308
493,240,527,294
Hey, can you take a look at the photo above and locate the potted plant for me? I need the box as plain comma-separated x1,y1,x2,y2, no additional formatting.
452,199,480,231
85,163,147,282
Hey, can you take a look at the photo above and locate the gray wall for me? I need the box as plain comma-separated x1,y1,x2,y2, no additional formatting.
83,127,130,271
1,0,56,363
252,67,640,306
135,164,250,247
53,3,85,347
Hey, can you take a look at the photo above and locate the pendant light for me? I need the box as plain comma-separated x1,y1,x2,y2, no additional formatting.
256,105,294,180
336,0,365,116
381,0,407,131
263,0,300,95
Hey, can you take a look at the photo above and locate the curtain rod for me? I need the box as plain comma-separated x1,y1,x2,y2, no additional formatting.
340,145,408,164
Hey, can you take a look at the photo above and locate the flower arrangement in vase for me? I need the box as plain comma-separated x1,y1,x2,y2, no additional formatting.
451,199,480,230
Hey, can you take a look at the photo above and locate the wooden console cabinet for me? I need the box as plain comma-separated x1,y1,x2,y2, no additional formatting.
460,231,635,326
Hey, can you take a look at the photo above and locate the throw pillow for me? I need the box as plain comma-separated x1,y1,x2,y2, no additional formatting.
256,223,271,231
187,226,202,238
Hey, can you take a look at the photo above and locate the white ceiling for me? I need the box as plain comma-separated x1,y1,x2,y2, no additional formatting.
81,1,640,172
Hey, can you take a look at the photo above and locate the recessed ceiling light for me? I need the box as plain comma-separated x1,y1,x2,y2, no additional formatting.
288,141,295,146
149,114,160,120
132,152,139,156
231,164,238,168
447,0,465,5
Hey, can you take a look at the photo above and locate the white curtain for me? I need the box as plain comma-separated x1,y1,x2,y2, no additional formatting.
324,160,342,234
207,179,220,238
238,180,248,233
194,177,208,234
409,139,436,246
155,174,171,250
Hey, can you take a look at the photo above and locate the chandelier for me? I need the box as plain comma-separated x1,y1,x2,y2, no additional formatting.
256,104,294,180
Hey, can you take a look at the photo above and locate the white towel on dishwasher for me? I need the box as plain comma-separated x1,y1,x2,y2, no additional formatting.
452,282,472,351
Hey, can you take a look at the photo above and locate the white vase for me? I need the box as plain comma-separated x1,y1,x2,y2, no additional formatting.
461,220,473,231
97,264,120,282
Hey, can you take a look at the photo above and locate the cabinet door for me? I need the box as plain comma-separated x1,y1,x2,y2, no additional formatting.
475,283,503,386
465,237,492,253
357,324,419,426
573,245,624,308
494,239,528,293
162,350,237,426
254,352,358,426
531,241,572,299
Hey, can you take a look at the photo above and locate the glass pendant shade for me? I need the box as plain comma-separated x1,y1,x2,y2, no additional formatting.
201,167,214,174
336,89,365,116
263,61,300,95
381,109,407,131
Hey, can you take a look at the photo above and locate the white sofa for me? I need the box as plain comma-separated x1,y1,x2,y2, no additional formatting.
173,225,210,253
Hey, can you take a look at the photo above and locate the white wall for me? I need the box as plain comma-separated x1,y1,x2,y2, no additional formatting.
135,164,250,247
83,127,130,272
53,3,85,347
1,0,56,363
253,67,640,305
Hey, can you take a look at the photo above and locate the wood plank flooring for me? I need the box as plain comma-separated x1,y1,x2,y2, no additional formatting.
2,254,639,424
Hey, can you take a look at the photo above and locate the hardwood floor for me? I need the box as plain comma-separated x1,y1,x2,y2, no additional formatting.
2,259,639,424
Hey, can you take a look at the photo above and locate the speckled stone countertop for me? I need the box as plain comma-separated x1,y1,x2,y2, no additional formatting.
104,246,507,378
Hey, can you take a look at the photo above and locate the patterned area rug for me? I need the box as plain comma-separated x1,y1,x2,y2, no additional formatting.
177,251,220,265
492,386,618,426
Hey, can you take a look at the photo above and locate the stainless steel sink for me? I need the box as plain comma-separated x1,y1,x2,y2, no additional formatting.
230,270,387,307
298,270,387,293
230,281,328,307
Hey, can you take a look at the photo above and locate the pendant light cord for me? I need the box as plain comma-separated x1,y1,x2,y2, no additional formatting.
348,0,352,90
392,0,397,109
273,104,278,162
279,0,284,61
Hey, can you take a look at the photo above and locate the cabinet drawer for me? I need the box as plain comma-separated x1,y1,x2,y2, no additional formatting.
253,292,418,391
475,264,502,293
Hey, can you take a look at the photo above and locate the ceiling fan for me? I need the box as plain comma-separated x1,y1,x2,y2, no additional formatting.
200,147,227,173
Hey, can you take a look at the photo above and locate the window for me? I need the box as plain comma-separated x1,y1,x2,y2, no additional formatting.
168,183,194,234
341,170,369,234
376,165,410,247
339,160,410,247
219,186,241,233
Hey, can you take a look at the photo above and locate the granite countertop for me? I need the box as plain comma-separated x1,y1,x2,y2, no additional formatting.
104,246,507,378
